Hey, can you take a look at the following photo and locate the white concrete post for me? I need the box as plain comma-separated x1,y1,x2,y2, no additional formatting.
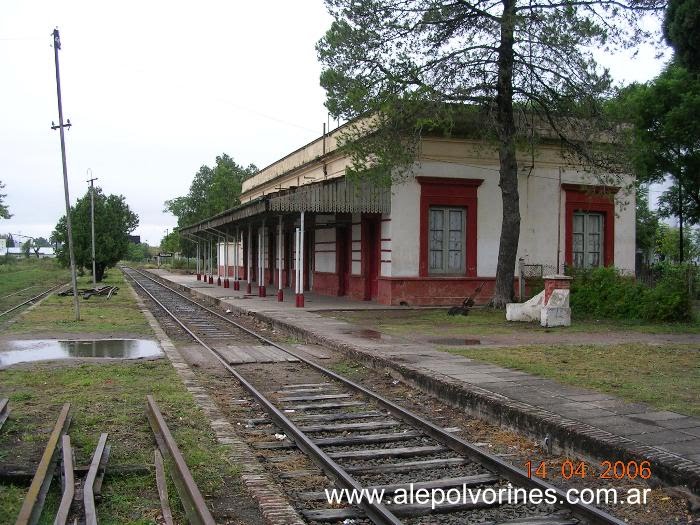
277,215,283,301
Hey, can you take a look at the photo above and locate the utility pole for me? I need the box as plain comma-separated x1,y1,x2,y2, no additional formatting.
51,28,80,321
87,171,98,289
678,178,684,263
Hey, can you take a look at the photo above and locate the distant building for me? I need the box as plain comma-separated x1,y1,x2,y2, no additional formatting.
0,237,6,256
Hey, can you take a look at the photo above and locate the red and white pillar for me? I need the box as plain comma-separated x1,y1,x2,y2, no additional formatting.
196,241,201,280
296,211,305,307
277,215,283,301
223,233,230,288
208,237,214,284
246,224,252,294
258,219,266,297
233,227,240,290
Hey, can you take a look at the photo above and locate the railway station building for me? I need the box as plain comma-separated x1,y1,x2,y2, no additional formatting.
178,122,635,306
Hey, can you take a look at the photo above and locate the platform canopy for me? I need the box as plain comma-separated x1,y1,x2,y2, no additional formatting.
178,177,391,235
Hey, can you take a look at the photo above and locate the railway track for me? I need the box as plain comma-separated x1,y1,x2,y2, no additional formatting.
123,266,625,525
0,283,66,320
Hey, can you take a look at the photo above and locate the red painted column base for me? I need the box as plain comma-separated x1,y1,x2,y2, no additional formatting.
224,279,230,288
217,276,222,286
295,293,304,307
259,286,266,297
246,282,252,294
277,289,284,302
208,276,213,284
233,280,240,291
196,274,201,281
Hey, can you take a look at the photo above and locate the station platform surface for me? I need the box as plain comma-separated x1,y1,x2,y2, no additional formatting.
148,269,700,487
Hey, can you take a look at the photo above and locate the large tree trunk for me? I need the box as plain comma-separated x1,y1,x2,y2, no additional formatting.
491,0,520,308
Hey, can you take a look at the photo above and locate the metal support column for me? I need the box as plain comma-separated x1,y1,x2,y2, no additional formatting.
223,232,230,288
234,227,240,290
208,236,213,284
196,241,201,280
259,219,266,297
296,211,305,307
216,234,222,286
247,224,252,294
277,216,283,301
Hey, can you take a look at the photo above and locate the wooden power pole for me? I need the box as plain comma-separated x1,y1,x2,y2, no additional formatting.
87,172,98,290
51,28,80,321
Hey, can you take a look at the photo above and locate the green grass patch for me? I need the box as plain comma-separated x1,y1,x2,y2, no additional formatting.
323,308,700,337
0,258,69,312
443,343,700,416
0,360,238,524
6,270,152,336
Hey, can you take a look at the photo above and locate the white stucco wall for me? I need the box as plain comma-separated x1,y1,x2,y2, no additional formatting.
388,159,636,277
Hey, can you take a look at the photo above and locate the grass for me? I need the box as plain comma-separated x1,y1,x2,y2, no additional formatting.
0,258,69,312
0,360,238,524
443,343,700,416
323,308,700,337
0,268,241,523
5,269,152,336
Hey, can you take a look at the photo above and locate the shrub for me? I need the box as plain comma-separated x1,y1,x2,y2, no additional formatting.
570,266,691,323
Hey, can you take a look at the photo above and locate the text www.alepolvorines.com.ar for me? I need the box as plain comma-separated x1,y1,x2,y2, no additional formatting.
324,483,652,509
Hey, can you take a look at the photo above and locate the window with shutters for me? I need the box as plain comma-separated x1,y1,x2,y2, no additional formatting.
428,206,466,274
572,212,604,268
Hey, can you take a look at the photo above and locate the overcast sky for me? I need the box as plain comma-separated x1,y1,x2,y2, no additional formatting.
0,1,670,246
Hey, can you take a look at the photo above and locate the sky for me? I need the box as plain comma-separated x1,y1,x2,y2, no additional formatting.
0,2,672,246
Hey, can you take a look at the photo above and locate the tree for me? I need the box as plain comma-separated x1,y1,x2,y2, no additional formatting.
164,154,256,257
636,186,659,264
663,0,700,72
656,223,700,262
160,231,180,254
618,63,700,263
126,242,150,262
0,181,11,219
317,0,660,306
52,188,138,282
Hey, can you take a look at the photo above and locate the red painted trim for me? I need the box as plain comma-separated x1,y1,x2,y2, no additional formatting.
416,177,483,277
563,185,618,267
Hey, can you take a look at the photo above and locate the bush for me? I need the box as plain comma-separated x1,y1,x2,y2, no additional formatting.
570,266,692,323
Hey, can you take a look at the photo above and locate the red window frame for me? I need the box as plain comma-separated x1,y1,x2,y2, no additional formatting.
563,184,619,268
417,177,482,277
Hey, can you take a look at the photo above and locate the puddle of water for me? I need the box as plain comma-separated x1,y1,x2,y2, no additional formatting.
343,329,383,339
429,338,481,346
0,339,162,367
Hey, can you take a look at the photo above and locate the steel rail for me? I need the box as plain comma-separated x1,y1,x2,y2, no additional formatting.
54,435,75,525
0,284,40,301
0,283,66,319
154,449,175,525
125,267,624,525
83,433,108,525
129,270,403,525
15,403,72,525
145,396,216,525
0,398,9,431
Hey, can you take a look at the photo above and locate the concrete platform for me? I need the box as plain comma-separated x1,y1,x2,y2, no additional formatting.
148,269,700,492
